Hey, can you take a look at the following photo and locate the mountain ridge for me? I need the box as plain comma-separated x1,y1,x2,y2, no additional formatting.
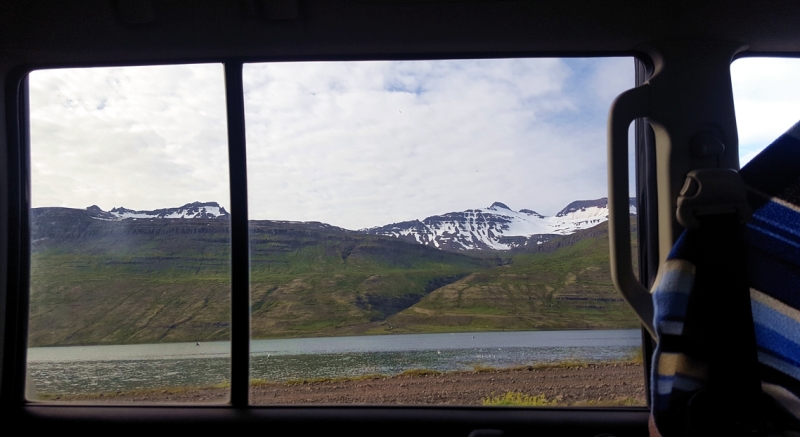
87,201,229,220
364,197,636,252
27,201,640,347
41,197,636,253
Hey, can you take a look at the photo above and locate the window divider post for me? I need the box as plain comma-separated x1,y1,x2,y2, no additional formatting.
224,61,250,407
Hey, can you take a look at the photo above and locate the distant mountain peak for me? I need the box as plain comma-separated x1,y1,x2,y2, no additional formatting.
555,198,609,217
88,202,229,220
366,197,636,252
489,202,511,210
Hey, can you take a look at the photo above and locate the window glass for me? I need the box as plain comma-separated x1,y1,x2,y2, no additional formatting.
27,64,231,403
242,58,645,406
731,58,800,164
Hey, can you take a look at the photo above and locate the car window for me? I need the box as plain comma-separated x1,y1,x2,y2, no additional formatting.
26,64,232,403
242,58,644,406
731,57,800,165
24,58,645,407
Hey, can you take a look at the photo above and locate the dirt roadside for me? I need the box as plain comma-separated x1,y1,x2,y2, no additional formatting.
251,362,646,406
41,363,646,406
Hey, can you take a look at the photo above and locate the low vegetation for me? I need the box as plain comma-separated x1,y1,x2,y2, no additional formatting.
482,392,558,406
481,391,642,407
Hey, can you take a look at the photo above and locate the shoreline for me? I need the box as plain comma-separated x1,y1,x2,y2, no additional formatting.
36,361,646,406
29,327,641,350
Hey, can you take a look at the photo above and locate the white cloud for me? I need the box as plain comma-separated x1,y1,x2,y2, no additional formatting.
30,64,230,211
30,58,635,230
30,57,799,230
243,58,633,228
731,57,800,165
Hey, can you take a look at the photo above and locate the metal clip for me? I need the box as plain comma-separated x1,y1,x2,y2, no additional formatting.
676,169,753,230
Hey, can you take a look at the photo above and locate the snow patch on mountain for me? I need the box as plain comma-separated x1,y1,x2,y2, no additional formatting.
365,197,635,251
87,202,229,220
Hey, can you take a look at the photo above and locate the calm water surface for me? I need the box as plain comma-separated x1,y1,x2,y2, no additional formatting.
28,329,641,396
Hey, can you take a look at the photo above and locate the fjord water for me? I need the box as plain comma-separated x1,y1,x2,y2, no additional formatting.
27,329,640,396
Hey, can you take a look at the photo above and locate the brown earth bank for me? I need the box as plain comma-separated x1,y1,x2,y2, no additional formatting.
40,362,646,406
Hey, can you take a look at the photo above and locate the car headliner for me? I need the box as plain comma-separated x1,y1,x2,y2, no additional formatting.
1,0,800,68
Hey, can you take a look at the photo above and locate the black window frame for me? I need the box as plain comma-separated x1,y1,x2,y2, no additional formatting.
1,56,654,435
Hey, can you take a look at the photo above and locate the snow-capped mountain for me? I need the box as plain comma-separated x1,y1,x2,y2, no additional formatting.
86,202,229,220
78,198,633,251
365,198,636,251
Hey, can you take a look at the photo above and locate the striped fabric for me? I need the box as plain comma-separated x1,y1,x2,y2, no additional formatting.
651,121,800,433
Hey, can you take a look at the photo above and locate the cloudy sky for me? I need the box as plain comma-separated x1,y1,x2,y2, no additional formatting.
731,57,800,165
29,57,797,230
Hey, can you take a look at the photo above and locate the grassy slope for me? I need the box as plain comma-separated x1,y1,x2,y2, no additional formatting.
29,219,234,347
29,215,487,346
29,210,639,347
372,221,640,334
247,222,488,339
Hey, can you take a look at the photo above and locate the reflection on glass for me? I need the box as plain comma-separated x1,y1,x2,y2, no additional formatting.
243,58,645,406
27,64,231,402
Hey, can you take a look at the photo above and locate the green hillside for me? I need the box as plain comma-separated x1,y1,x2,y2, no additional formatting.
29,210,234,347
28,208,640,347
370,221,640,334
247,221,489,339
28,210,488,346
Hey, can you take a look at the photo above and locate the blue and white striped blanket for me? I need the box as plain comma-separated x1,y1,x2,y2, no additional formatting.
652,121,800,431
